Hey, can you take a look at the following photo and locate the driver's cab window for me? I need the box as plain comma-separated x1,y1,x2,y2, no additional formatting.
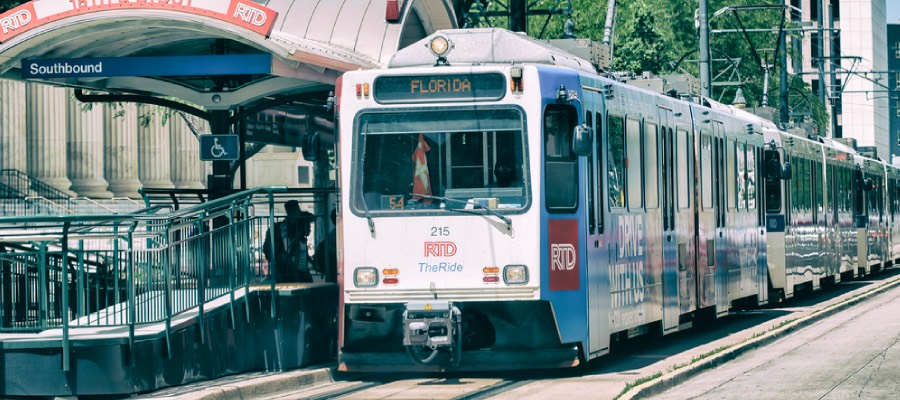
544,104,578,212
353,108,528,213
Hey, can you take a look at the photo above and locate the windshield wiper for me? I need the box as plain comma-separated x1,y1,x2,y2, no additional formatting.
413,194,512,232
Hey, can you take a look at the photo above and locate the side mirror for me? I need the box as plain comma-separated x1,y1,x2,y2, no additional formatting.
572,124,592,157
302,132,320,162
780,161,792,180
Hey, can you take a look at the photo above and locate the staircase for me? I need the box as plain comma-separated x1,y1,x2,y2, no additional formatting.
0,169,143,216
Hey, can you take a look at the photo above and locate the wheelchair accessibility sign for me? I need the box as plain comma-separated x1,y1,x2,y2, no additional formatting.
199,134,239,161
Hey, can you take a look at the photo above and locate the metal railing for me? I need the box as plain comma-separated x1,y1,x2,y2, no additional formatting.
0,197,145,217
0,186,333,370
0,169,72,200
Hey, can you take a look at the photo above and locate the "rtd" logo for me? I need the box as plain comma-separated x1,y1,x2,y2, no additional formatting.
424,241,457,257
551,243,576,271
0,9,31,35
233,3,268,26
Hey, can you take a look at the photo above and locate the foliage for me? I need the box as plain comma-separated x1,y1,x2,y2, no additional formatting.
610,1,667,74
460,0,829,133
0,0,28,12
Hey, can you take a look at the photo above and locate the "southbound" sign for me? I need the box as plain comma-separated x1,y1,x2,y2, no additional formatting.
22,54,273,79
0,0,278,44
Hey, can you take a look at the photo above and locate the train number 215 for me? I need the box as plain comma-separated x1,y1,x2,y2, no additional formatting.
431,226,450,236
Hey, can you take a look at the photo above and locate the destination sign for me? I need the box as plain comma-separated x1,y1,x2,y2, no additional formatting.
22,54,273,79
373,73,506,104
0,0,278,44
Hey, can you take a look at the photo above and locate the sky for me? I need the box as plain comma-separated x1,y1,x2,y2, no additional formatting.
890,2,900,23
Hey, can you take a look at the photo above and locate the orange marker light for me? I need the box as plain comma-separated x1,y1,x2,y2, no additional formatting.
363,83,370,97
383,268,399,275
483,267,500,274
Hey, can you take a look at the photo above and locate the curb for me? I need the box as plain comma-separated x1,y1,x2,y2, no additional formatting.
618,272,900,400
174,367,335,400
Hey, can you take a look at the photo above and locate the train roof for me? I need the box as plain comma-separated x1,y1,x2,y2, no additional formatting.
387,28,597,74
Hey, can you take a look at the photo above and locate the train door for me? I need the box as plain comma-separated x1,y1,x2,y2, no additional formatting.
676,127,697,315
854,166,869,275
750,144,768,305
696,128,716,312
763,145,789,298
585,94,610,357
712,122,729,315
658,107,679,333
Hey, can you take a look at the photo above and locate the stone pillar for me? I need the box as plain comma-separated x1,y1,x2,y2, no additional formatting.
26,83,73,194
67,94,113,198
103,103,142,198
0,79,26,174
170,114,206,189
137,106,175,189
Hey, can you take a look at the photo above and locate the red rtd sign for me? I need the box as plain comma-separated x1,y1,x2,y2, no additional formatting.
0,0,278,44
424,241,457,257
548,219,579,291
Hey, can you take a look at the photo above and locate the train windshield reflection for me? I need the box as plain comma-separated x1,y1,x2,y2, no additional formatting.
353,107,529,214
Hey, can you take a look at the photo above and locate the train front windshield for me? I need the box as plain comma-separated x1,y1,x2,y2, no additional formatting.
352,107,529,214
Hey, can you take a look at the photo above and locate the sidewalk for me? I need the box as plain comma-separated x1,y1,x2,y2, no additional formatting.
618,268,900,399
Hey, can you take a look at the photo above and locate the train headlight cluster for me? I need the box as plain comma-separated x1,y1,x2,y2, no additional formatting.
503,265,529,285
354,267,378,287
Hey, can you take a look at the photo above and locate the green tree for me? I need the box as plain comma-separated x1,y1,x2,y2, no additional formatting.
611,1,668,74
0,0,28,12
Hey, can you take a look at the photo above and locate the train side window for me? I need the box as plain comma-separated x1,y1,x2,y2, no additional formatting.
736,142,746,210
763,149,781,213
799,159,811,215
677,129,690,209
596,111,604,232
544,104,578,212
586,111,595,233
791,157,809,215
608,114,625,208
746,144,756,210
626,117,643,210
854,170,865,216
701,134,713,209
844,168,853,213
644,121,659,209
726,140,736,210
814,160,824,222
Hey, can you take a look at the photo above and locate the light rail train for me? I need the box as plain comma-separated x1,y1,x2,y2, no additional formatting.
333,28,900,372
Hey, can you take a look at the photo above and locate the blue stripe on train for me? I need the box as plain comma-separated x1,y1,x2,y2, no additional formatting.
536,66,589,346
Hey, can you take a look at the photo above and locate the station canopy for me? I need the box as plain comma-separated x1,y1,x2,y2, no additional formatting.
0,0,457,114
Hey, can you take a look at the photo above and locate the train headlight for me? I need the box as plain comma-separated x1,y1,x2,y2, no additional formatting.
354,267,378,287
428,35,453,57
503,265,528,285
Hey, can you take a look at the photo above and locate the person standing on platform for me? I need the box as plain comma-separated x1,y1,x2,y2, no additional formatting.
315,209,337,283
263,200,314,283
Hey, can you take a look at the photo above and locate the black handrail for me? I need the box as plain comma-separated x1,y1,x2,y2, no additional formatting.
0,169,72,200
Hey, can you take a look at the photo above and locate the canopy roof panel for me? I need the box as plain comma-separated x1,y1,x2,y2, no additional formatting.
0,0,456,110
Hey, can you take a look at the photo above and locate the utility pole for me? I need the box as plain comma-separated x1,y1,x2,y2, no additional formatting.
816,0,827,107
779,13,789,126
509,0,527,33
699,0,712,98
603,0,617,67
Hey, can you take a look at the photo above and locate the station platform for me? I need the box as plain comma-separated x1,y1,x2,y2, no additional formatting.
0,283,337,398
